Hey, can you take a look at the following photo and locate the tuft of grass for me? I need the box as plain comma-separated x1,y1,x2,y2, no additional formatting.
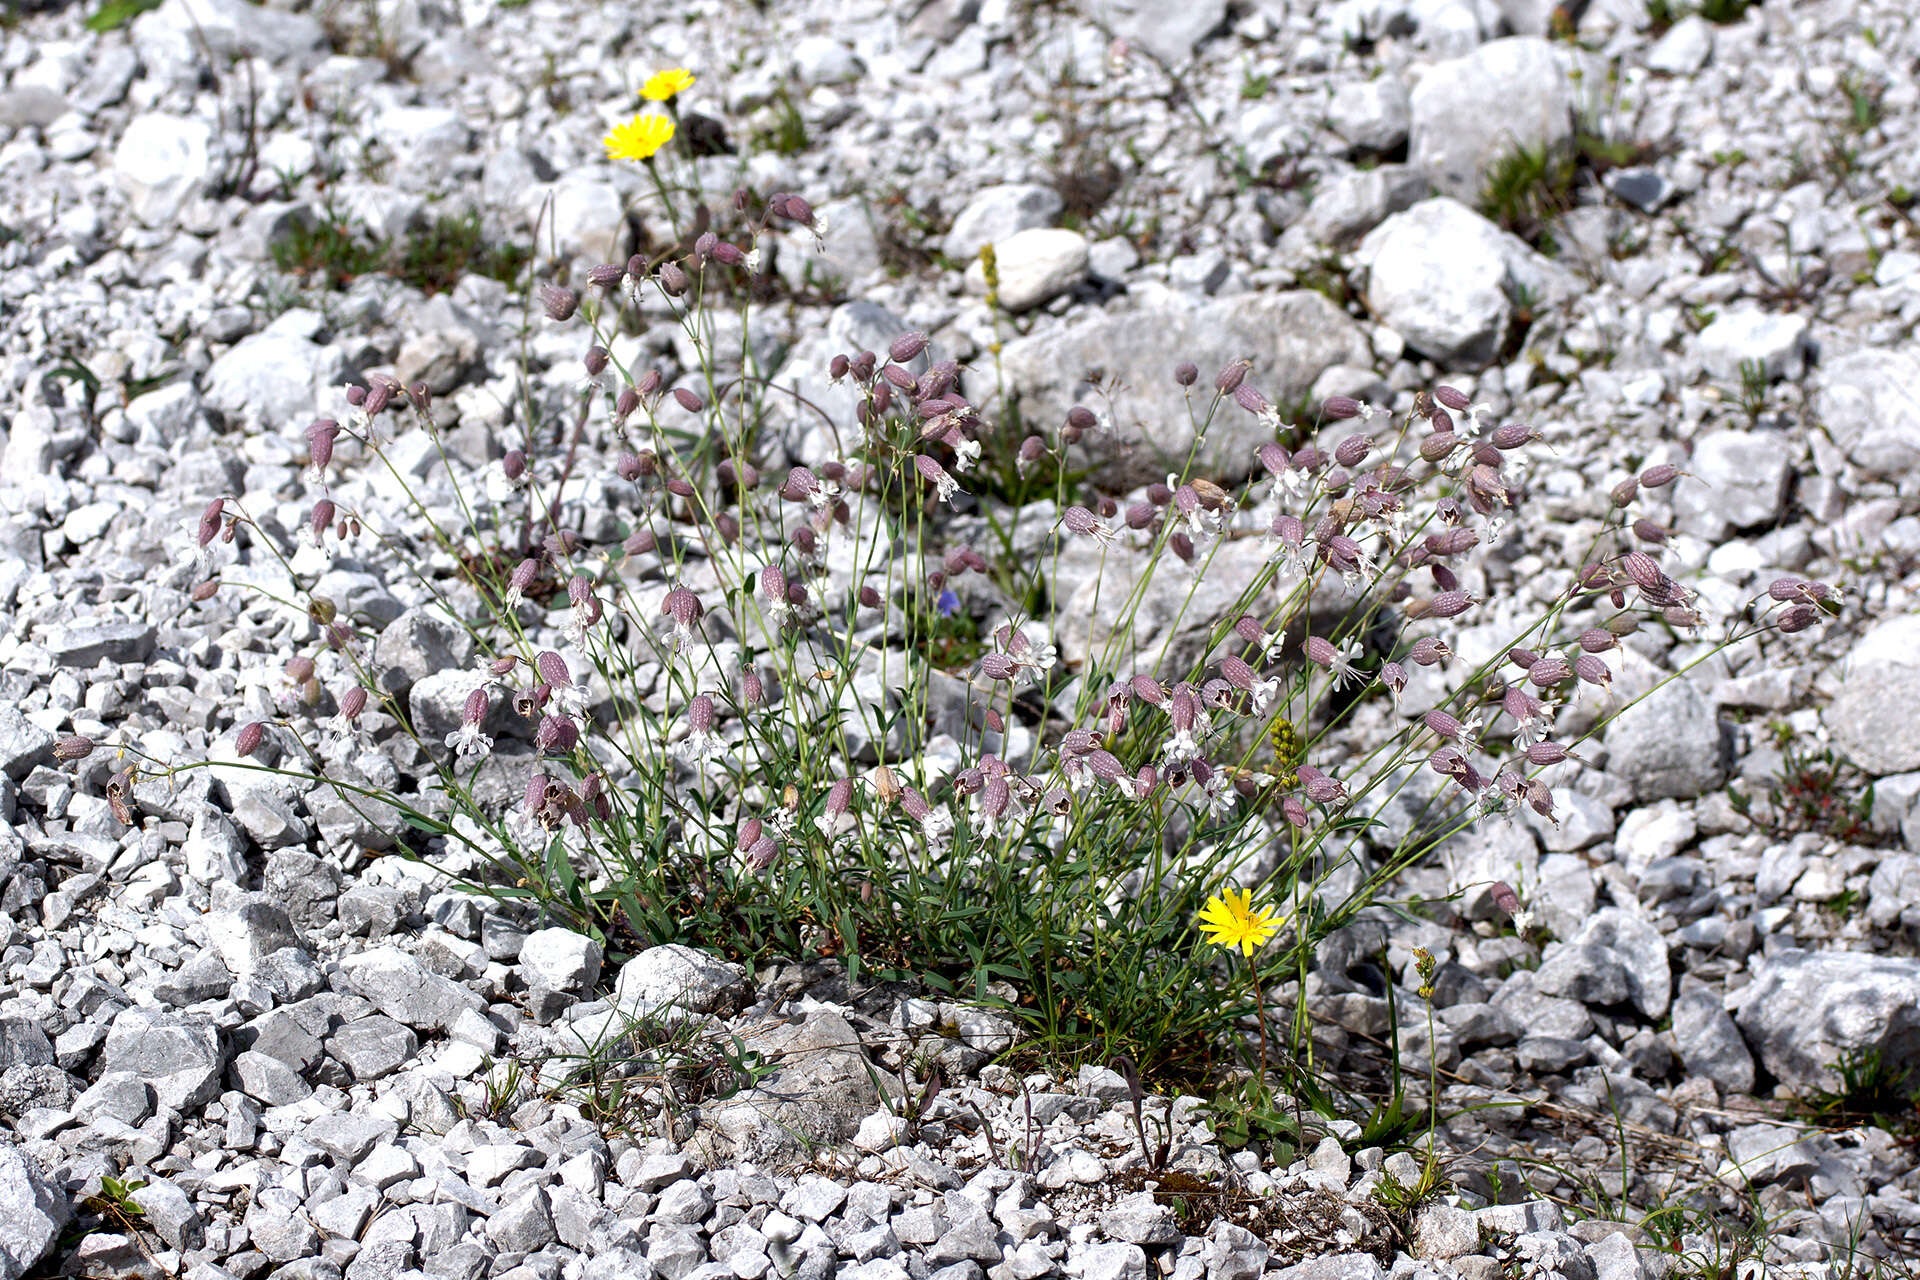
1798,1044,1920,1137
1696,0,1751,22
1735,357,1769,420
395,209,531,294
84,0,162,30
271,204,529,295
1479,142,1579,248
1726,725,1885,847
751,88,809,157
271,205,388,287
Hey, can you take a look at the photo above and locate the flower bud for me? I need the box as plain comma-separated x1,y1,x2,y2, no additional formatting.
889,331,929,363
502,449,527,481
235,722,265,757
588,262,625,288
540,284,579,321
673,388,703,412
658,261,689,295
536,714,579,754
197,498,225,547
1610,477,1639,507
1322,396,1362,420
1777,603,1818,632
53,735,95,761
585,345,610,377
1174,361,1199,386
1333,435,1371,468
309,498,335,543
1640,463,1680,488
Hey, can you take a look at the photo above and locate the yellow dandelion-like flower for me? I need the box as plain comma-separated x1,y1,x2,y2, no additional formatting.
1197,888,1279,958
604,113,676,162
641,68,696,101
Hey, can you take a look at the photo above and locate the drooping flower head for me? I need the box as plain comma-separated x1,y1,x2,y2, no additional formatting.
1197,888,1279,958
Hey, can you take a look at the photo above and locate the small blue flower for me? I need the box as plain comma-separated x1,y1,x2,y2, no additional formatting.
935,589,960,618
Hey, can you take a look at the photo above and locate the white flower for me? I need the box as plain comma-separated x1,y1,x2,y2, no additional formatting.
1200,772,1236,818
676,725,726,769
1249,675,1284,715
445,721,493,761
951,436,981,474
1162,729,1204,767
919,804,954,848
1322,638,1366,690
485,459,529,504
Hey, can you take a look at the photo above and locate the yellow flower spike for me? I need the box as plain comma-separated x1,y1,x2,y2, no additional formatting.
1197,888,1279,958
604,113,676,162
641,68,696,101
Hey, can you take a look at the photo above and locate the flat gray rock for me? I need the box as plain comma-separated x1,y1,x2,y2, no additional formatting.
998,290,1370,488
338,947,485,1032
1732,949,1920,1092
0,1146,67,1280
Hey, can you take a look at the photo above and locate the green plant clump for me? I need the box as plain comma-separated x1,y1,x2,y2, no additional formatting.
95,94,1849,1121
272,205,528,294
